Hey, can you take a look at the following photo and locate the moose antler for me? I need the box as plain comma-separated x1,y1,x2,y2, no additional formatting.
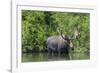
57,28,65,40
60,30,66,40
74,28,80,39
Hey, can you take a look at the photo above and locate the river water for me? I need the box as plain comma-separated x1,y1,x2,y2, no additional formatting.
22,52,89,62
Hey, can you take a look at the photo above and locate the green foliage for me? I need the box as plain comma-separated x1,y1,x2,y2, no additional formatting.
22,10,90,53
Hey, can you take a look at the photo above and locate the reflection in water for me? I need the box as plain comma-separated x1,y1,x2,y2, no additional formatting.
48,54,70,61
22,52,89,62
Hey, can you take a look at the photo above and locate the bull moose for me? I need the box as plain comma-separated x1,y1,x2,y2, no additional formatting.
47,29,80,56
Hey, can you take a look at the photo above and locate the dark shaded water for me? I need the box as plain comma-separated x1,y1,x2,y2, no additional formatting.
22,52,89,62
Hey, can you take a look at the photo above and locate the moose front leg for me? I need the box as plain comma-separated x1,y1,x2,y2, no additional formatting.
68,48,72,60
48,48,52,56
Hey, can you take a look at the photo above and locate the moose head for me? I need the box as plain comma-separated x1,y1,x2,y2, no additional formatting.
60,28,80,50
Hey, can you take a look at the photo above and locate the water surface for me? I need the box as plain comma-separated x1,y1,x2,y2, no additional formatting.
22,52,89,62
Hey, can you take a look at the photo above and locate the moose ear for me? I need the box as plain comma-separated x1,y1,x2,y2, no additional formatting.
62,34,65,38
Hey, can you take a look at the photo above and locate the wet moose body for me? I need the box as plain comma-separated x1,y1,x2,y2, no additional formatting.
47,35,73,55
